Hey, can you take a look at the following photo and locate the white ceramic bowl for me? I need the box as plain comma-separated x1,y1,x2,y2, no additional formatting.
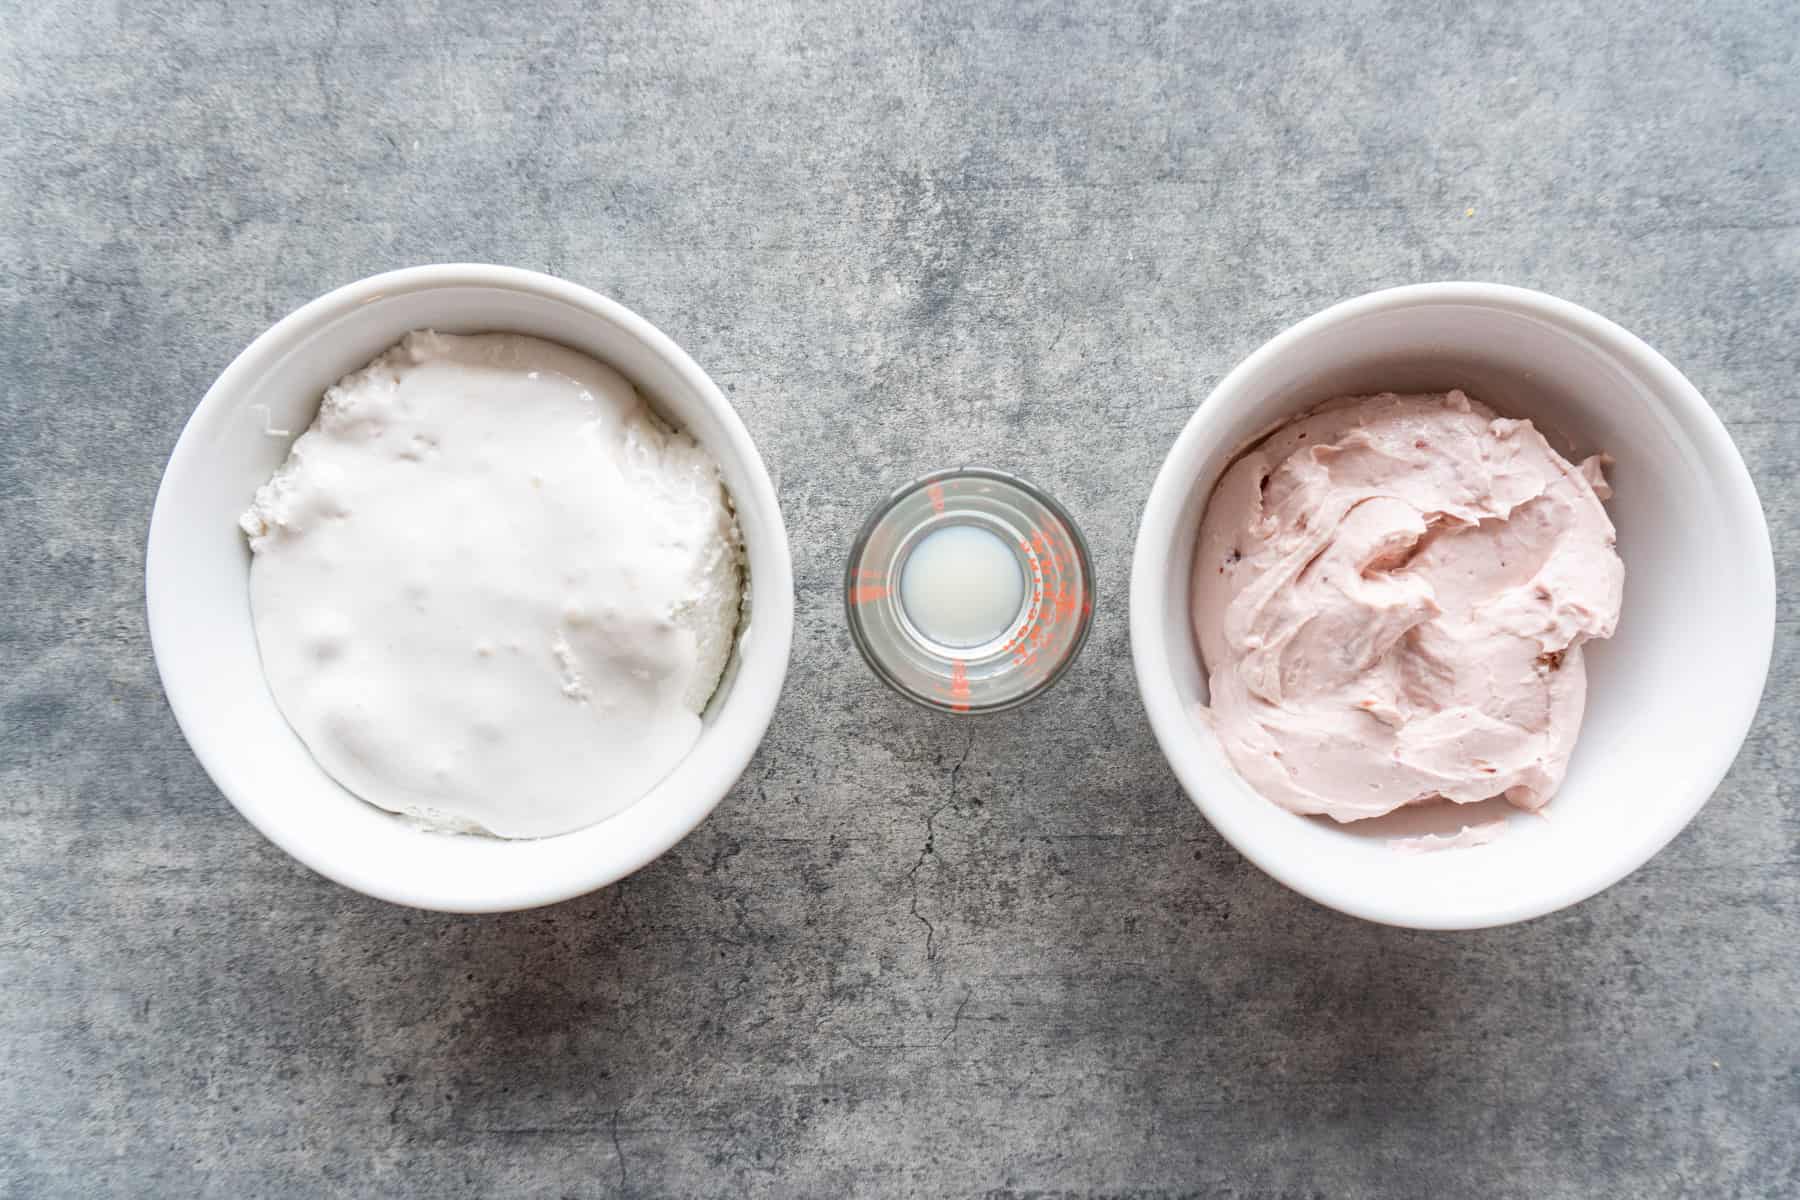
147,265,794,912
1131,283,1775,930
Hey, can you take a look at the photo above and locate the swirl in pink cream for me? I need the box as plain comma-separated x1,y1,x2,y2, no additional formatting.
1191,391,1624,823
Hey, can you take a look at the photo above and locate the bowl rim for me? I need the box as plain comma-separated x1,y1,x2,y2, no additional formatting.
145,263,795,911
1128,281,1777,930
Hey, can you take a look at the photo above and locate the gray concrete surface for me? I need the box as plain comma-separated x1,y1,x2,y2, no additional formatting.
3,1,1797,1196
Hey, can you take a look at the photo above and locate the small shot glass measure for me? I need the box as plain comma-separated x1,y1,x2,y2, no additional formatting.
845,467,1095,714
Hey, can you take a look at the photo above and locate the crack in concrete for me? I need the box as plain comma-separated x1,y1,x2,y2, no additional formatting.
610,1109,629,1195
906,728,975,962
907,891,937,963
940,988,973,1045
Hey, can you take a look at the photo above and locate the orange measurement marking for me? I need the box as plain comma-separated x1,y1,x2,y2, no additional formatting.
928,483,946,513
932,659,972,713
849,565,888,606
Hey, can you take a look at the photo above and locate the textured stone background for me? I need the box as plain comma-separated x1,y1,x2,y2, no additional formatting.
2,1,1796,1196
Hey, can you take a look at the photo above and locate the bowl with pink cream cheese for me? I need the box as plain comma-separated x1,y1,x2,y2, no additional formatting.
1131,283,1774,929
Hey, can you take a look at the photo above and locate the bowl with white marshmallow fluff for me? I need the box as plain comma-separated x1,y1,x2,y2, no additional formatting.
1130,283,1775,930
147,265,794,912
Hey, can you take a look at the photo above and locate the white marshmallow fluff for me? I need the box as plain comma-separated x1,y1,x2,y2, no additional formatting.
240,332,745,838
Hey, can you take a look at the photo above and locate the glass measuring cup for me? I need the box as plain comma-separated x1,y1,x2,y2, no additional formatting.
845,468,1095,714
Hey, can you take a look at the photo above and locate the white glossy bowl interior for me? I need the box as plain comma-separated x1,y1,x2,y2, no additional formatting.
1131,283,1775,930
147,265,794,912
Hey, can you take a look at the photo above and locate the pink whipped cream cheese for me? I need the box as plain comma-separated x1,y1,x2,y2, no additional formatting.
1191,390,1624,823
